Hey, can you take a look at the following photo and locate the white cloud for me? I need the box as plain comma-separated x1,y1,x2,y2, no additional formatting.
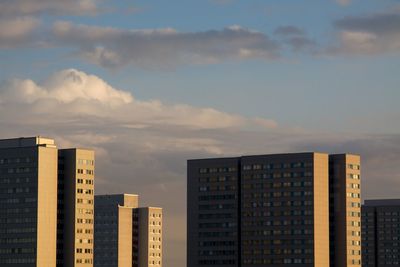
2,69,132,106
52,21,280,68
0,69,277,130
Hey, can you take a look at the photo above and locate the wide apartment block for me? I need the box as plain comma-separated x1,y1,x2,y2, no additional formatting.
362,199,400,267
0,136,95,267
187,152,361,267
94,194,162,267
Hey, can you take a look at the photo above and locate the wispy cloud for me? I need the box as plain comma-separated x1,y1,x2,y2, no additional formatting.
329,11,400,55
274,25,317,52
50,22,280,69
0,17,41,48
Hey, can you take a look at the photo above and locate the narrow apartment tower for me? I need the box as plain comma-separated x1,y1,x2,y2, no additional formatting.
329,154,361,267
94,194,139,267
188,152,361,267
58,149,95,267
94,195,162,267
0,137,58,266
362,199,400,267
136,207,163,267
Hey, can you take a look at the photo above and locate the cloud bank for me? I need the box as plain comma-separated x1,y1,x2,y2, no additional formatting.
51,22,280,68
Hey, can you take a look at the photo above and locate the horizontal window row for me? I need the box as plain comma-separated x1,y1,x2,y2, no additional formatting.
243,172,313,180
243,258,313,265
243,239,313,246
243,210,313,218
199,185,236,192
242,219,313,227
0,238,36,244
243,181,313,189
348,164,360,170
243,229,313,236
244,191,313,198
0,187,34,194
77,218,93,224
0,157,34,164
243,248,313,255
77,178,94,185
76,248,93,254
0,258,35,264
0,217,36,223
199,222,236,229
199,204,235,210
198,176,236,183
0,227,36,234
0,248,35,254
77,159,94,166
199,241,235,247
0,167,33,174
199,250,235,256
77,188,94,195
199,194,236,201
244,162,313,171
77,169,94,175
0,197,36,204
198,259,235,265
243,200,313,208
77,198,93,204
199,167,237,174
0,177,31,184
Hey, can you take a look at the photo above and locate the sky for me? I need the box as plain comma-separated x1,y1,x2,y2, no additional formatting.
0,0,400,266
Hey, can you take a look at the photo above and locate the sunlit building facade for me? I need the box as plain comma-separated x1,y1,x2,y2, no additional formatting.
188,152,361,267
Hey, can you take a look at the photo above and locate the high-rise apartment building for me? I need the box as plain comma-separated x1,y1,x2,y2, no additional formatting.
187,152,361,267
0,137,58,266
329,154,361,267
362,199,400,267
94,194,139,267
136,207,163,267
0,136,95,267
94,194,162,267
57,149,95,267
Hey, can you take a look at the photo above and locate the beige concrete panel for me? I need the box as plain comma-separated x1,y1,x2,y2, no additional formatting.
313,153,330,267
118,207,133,267
124,194,139,208
36,146,58,267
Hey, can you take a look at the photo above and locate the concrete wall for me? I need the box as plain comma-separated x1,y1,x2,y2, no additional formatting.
36,146,58,267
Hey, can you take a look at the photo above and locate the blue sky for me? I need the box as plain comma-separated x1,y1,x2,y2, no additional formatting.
1,0,400,266
1,0,399,135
